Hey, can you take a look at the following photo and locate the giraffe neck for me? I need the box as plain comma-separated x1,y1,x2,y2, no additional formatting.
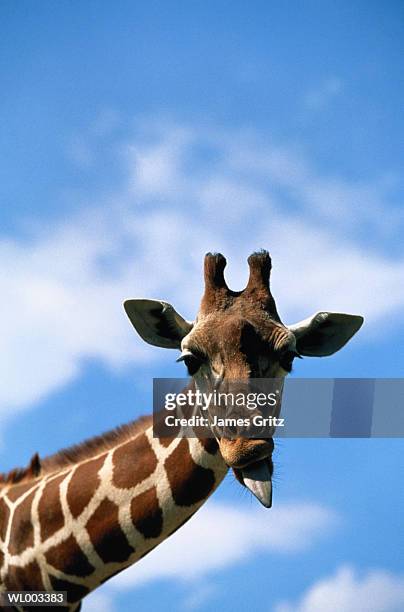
0,423,228,608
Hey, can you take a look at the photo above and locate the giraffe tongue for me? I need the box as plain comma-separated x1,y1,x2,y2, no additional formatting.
241,460,273,508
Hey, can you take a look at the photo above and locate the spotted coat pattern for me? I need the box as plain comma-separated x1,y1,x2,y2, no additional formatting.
0,424,228,611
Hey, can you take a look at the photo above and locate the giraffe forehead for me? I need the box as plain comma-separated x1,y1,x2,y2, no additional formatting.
184,312,293,355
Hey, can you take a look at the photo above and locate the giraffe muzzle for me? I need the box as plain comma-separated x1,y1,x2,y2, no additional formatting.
241,459,273,508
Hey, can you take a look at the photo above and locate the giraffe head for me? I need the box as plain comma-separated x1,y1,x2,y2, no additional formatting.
124,251,363,507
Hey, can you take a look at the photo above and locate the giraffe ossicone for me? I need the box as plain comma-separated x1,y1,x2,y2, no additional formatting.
0,251,363,610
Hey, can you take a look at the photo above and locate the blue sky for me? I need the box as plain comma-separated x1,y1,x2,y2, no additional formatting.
1,2,404,611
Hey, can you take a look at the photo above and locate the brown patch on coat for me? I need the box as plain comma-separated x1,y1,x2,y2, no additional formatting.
86,498,134,564
6,481,38,503
38,473,67,540
0,496,10,540
8,488,36,555
49,576,89,604
5,559,44,591
164,439,215,506
46,534,94,577
131,487,163,538
67,454,106,519
112,434,157,489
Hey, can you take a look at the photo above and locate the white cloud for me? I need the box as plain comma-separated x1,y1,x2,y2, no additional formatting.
128,123,194,199
0,218,144,413
275,565,404,612
1,117,404,416
108,501,338,590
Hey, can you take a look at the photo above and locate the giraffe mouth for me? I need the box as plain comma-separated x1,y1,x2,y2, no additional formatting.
240,459,273,508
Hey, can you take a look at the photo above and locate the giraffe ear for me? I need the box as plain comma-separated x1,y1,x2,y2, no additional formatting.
124,299,193,349
288,312,364,357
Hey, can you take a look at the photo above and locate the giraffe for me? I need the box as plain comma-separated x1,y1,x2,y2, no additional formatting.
0,251,363,611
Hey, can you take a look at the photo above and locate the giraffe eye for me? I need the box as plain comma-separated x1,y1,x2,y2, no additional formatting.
176,350,204,375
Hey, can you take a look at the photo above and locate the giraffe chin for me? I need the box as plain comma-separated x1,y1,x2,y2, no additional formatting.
240,459,273,508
